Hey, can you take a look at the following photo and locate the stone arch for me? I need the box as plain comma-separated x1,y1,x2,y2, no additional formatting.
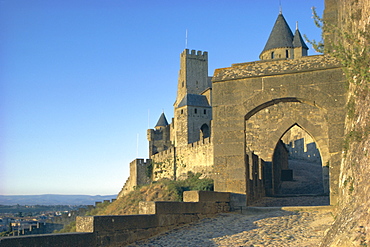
200,123,210,139
242,87,337,117
244,97,331,195
212,56,346,204
271,123,328,195
255,117,329,164
244,97,329,162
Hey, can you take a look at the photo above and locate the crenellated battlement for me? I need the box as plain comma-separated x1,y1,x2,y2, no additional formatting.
151,147,175,159
187,137,212,149
181,49,208,60
135,158,151,165
150,137,212,160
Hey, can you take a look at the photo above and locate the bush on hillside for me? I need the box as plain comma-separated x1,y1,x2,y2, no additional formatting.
55,172,213,232
160,172,214,201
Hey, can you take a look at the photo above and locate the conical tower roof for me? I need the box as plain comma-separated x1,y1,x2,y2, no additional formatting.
155,112,169,128
293,28,309,49
262,14,294,52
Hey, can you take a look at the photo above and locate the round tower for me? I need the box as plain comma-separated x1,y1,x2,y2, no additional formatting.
260,13,308,60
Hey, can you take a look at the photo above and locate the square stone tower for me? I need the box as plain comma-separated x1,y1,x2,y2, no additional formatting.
173,49,212,147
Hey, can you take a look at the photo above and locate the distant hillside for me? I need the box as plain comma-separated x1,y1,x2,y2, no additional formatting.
0,194,117,205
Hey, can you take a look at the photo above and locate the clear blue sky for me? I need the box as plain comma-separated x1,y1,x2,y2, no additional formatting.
1,0,324,195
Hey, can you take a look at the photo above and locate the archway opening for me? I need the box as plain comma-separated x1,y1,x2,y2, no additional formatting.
265,124,330,206
200,124,210,139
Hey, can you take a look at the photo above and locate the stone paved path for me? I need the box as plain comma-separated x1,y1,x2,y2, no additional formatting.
128,207,333,247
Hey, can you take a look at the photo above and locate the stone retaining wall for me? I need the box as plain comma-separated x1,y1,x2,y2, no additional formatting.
0,191,231,247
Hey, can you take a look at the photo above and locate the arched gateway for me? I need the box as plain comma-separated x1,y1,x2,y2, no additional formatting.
210,12,347,205
212,55,347,205
122,12,348,207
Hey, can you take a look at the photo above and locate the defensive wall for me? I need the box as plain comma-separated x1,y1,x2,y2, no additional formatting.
282,125,322,163
212,55,347,204
150,147,176,180
117,159,151,198
176,137,213,180
150,137,213,181
0,191,231,247
4,205,100,238
0,148,268,246
118,136,213,198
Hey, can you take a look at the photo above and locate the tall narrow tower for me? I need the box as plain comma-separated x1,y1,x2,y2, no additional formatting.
174,49,210,108
173,49,212,146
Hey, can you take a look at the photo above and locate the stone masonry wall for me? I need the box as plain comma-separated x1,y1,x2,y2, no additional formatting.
212,55,347,204
0,191,230,247
213,55,340,81
151,139,213,181
282,125,322,163
151,147,176,181
245,101,328,161
245,101,329,194
246,152,266,204
117,159,151,199
176,137,213,180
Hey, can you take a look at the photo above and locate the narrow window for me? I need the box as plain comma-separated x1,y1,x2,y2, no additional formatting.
286,50,289,58
204,109,206,114
181,109,183,114
271,52,274,59
182,81,184,87
194,108,197,114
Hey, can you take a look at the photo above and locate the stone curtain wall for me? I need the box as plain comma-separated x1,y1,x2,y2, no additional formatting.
118,139,213,197
0,233,95,247
117,159,151,198
282,125,322,163
176,137,213,180
151,147,176,181
0,191,231,247
321,0,370,246
212,55,347,204
151,139,213,181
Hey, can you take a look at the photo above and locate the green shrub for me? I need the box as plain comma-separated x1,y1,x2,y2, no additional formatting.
160,172,214,201
54,221,76,233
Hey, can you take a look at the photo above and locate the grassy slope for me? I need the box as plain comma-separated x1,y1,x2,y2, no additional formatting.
99,173,214,215
56,173,213,232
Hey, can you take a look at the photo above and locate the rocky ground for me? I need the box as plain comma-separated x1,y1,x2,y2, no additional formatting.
128,207,334,247
128,159,333,246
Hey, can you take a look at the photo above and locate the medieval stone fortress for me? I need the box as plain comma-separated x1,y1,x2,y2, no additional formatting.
119,11,346,207
1,0,368,245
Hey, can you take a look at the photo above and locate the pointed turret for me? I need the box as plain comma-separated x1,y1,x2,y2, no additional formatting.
260,13,308,60
147,112,172,156
292,24,309,58
261,14,294,54
155,112,169,129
